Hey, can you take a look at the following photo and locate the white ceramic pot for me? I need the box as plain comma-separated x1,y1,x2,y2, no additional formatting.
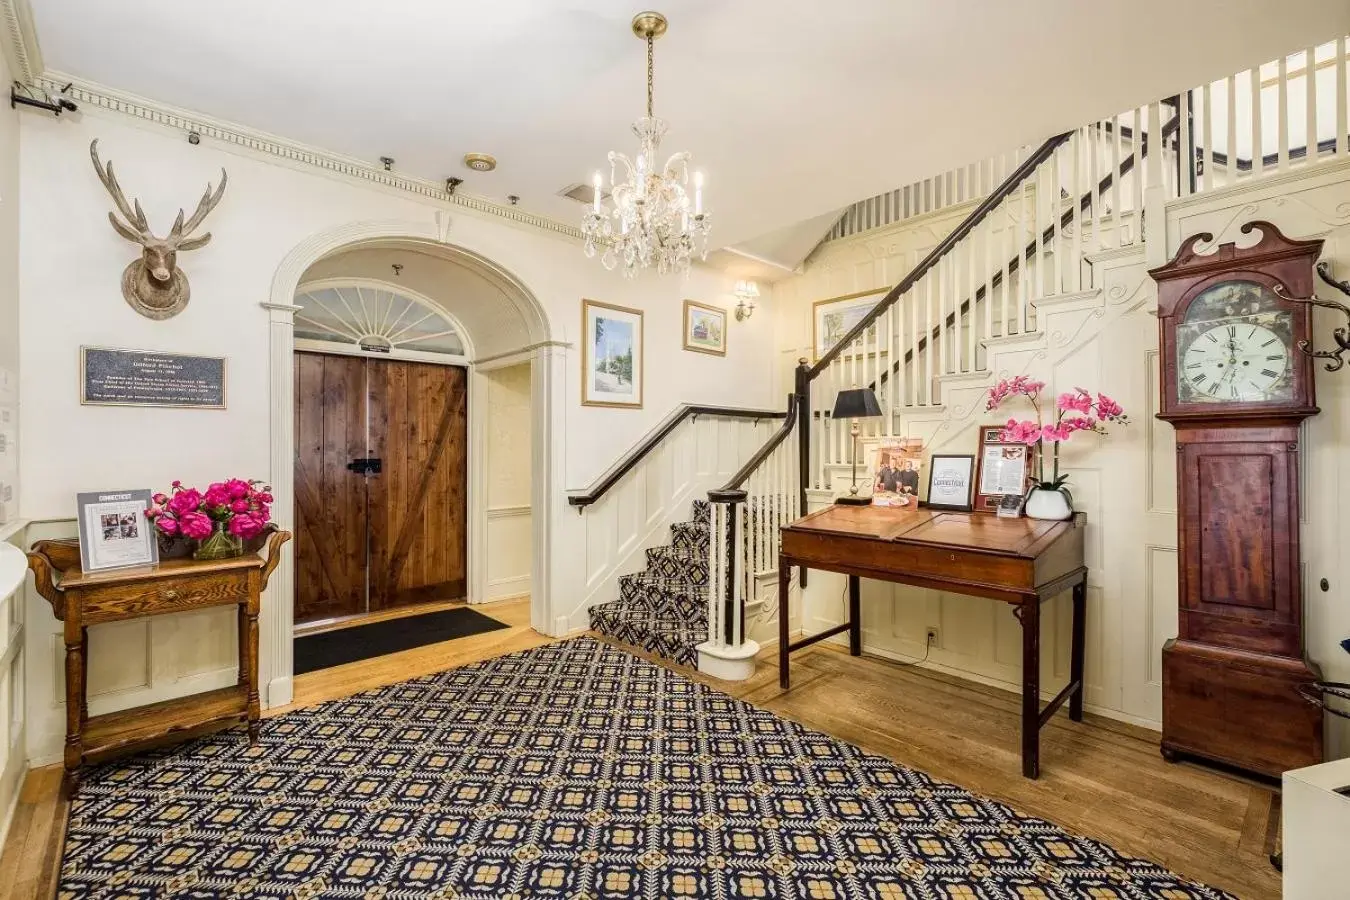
1025,487,1073,521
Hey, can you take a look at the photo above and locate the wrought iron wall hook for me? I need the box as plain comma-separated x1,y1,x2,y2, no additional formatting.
1274,262,1350,372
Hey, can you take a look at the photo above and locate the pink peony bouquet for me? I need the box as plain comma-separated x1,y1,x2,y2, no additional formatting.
985,376,1129,492
146,478,274,543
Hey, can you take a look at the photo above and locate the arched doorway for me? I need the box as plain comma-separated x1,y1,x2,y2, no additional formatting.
260,222,557,707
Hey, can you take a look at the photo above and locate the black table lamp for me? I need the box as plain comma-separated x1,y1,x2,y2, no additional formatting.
832,387,883,505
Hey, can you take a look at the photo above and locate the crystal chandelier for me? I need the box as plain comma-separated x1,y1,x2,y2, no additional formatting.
582,11,710,277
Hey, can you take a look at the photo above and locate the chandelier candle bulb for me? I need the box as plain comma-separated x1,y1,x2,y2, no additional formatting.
695,172,703,214
592,172,602,212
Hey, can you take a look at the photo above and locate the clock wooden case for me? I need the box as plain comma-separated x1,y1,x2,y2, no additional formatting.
1150,220,1323,778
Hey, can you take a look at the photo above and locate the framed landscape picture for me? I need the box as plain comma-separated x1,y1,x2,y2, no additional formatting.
683,300,727,356
582,299,644,408
812,289,887,360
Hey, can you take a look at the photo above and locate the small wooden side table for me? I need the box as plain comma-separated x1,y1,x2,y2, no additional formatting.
27,530,290,782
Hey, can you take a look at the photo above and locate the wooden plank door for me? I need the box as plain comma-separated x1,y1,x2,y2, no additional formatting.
367,359,468,610
294,352,369,623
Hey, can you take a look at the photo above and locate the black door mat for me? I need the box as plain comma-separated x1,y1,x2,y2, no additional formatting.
294,607,510,675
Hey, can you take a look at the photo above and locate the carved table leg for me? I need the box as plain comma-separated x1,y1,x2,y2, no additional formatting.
778,557,792,690
63,611,85,775
241,596,261,744
1019,597,1041,779
1070,579,1087,722
847,575,862,656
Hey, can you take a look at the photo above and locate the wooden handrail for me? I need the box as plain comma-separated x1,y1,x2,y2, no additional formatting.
707,393,798,503
809,131,1074,379
567,403,788,509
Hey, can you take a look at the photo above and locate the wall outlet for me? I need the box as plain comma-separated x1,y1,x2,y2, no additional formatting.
925,627,940,647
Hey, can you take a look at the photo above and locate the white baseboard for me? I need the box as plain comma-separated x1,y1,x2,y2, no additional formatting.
267,676,294,708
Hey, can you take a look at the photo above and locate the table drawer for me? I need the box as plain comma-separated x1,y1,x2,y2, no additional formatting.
78,571,250,623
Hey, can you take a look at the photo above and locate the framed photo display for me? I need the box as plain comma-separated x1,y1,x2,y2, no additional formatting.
581,299,644,408
812,289,886,361
76,489,158,572
925,454,975,511
682,300,727,356
862,437,923,507
973,424,1031,512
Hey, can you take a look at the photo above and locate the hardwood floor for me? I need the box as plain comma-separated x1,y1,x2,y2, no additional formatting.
0,611,1279,900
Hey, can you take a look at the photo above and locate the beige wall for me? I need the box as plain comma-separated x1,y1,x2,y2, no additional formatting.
483,361,532,600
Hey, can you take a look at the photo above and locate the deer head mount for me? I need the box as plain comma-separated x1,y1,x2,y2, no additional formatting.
90,139,227,320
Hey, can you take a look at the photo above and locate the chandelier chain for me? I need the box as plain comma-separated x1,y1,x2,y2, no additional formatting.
646,34,654,118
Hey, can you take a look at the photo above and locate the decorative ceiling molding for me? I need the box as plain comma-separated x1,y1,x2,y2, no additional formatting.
29,68,587,243
0,0,40,83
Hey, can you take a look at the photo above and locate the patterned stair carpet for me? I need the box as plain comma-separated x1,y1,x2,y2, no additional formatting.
588,499,711,669
59,637,1235,899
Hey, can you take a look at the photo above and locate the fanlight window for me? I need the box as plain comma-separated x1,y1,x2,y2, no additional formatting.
294,284,466,356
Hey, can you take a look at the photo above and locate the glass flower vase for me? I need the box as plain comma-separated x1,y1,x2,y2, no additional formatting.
193,520,244,561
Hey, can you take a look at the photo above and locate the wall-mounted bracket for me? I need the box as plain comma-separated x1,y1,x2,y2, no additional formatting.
1274,263,1350,372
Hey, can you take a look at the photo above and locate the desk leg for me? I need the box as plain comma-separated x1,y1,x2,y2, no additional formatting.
847,575,862,656
1070,579,1087,722
1020,598,1041,780
778,560,792,690
63,612,85,774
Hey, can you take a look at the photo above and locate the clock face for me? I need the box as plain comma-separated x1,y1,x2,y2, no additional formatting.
1175,280,1294,405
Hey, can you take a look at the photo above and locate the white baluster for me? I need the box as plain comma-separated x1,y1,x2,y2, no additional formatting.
1132,106,1145,226
1306,47,1317,167
967,222,977,370
1019,174,1030,329
1111,113,1125,245
1225,78,1238,182
1338,37,1348,157
1178,94,1192,198
1278,55,1290,171
1252,66,1264,178
924,271,935,402
1201,85,1213,192
1035,157,1049,300
1090,121,1103,244
1070,127,1082,292
1147,101,1163,192
1002,191,1013,333
908,277,918,407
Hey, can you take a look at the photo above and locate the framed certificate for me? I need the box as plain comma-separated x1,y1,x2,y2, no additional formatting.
925,455,975,512
973,424,1031,512
76,489,158,572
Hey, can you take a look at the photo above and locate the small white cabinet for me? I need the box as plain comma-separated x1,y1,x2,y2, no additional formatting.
1283,756,1350,899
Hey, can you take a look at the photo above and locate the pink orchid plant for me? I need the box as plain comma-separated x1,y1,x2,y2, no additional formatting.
146,478,274,543
985,375,1129,496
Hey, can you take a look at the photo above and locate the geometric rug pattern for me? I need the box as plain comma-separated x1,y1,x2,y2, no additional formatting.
60,637,1237,899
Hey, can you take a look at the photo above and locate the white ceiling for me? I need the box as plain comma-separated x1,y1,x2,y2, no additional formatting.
30,0,1350,259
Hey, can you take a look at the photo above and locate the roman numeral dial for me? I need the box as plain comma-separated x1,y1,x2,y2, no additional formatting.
1181,322,1289,403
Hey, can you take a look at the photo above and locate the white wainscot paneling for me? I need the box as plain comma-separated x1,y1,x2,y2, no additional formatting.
565,415,780,632
486,505,532,600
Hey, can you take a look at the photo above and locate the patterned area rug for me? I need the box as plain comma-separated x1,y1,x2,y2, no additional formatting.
61,638,1235,899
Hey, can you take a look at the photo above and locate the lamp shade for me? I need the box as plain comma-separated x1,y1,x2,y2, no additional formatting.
831,387,882,419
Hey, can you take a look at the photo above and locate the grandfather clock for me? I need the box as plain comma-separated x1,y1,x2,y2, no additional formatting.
1150,220,1324,778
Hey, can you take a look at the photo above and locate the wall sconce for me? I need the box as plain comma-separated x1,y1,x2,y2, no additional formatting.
733,280,759,321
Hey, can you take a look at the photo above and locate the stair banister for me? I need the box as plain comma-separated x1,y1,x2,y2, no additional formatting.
698,393,800,680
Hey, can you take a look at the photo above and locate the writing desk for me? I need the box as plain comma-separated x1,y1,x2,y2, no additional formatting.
778,504,1087,778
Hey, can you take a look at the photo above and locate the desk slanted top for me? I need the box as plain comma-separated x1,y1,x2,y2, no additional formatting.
781,505,1086,604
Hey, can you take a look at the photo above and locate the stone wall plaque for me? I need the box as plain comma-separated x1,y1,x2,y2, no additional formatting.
80,347,227,409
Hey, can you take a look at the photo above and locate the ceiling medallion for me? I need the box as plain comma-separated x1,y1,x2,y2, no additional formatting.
463,153,497,172
582,11,710,277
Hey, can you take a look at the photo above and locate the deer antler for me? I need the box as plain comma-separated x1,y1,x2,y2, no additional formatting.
89,139,151,244
169,169,228,251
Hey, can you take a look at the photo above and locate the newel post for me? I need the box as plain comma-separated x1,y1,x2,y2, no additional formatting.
697,489,759,681
794,358,811,588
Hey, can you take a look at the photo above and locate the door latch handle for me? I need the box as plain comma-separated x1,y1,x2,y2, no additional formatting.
346,458,383,475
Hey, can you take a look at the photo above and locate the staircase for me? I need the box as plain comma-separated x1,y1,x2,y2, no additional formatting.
588,500,711,667
579,35,1350,679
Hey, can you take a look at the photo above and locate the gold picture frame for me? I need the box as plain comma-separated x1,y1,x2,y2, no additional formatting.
581,298,644,409
812,288,888,361
682,299,727,356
